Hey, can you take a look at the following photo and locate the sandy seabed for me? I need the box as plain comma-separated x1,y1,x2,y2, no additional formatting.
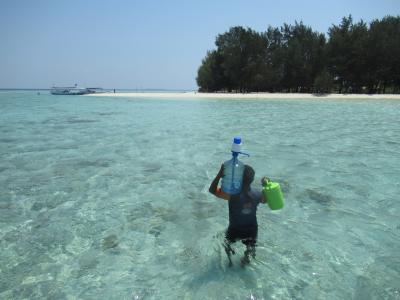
86,91,400,100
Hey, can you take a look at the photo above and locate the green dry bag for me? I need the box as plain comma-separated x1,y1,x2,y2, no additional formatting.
262,180,284,210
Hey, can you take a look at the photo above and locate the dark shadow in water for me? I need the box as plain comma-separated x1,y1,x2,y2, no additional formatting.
102,234,119,250
305,188,335,205
41,118,59,125
140,162,162,174
96,112,121,116
75,159,113,168
386,140,400,145
54,144,79,150
296,161,312,168
148,225,163,237
0,138,17,143
67,118,98,124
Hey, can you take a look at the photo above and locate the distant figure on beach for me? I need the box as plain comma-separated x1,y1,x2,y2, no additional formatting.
209,164,267,267
113,89,115,93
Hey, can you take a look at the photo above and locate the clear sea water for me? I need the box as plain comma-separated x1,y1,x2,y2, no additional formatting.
1,91,399,300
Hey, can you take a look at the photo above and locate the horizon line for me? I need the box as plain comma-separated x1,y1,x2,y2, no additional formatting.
0,88,197,91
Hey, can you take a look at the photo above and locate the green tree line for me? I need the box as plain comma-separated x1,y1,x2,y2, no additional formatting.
196,15,400,94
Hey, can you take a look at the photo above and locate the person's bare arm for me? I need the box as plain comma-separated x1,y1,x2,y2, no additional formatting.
260,176,269,204
209,164,230,200
261,193,267,204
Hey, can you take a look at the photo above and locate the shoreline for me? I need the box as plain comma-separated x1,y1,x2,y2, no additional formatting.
86,91,400,100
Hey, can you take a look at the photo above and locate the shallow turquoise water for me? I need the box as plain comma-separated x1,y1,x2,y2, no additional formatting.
1,91,399,299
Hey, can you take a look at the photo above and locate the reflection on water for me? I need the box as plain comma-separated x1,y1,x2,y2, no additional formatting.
0,92,399,299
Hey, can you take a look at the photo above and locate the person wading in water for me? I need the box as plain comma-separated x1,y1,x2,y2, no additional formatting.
209,164,268,267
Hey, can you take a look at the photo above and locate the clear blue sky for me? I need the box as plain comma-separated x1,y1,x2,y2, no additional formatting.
1,0,399,90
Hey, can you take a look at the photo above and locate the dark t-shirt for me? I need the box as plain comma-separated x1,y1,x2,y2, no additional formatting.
228,189,263,229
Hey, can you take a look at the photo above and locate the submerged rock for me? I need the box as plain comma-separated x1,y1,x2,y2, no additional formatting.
31,201,45,211
306,188,334,205
102,234,119,250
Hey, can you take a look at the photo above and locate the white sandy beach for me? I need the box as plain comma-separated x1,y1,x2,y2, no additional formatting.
86,91,400,100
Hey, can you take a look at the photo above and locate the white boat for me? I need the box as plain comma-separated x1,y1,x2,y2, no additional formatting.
50,84,91,95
